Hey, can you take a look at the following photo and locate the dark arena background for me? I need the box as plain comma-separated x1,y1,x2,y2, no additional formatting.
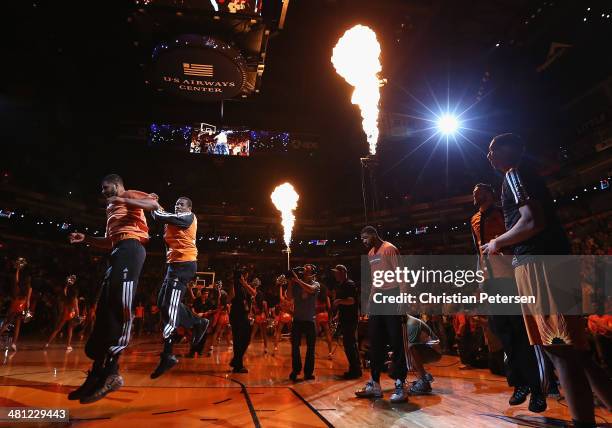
1,1,611,427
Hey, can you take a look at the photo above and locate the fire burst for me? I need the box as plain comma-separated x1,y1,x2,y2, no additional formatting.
332,25,382,155
271,183,299,249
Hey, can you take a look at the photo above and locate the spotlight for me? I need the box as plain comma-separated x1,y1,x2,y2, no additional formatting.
437,114,460,136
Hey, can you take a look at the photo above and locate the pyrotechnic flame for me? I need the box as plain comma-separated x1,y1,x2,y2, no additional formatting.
271,183,299,248
332,24,382,155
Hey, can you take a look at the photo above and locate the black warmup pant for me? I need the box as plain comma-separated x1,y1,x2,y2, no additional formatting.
85,239,146,361
457,323,487,368
488,315,546,392
158,261,201,339
369,314,408,383
230,310,251,369
341,319,361,373
291,320,316,376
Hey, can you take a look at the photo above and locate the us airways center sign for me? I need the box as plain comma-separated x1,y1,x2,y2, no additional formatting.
162,75,237,92
152,35,247,101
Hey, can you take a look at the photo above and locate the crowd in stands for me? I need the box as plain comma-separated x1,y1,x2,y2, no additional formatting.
2,211,610,376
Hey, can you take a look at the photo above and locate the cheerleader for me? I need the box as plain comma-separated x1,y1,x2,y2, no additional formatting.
134,301,145,337
80,300,97,342
0,257,31,352
148,294,161,334
207,289,232,355
45,285,80,351
250,282,269,354
273,275,292,354
315,285,333,360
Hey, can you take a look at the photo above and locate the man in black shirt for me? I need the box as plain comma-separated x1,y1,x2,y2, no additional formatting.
482,133,611,426
332,265,362,379
192,289,215,316
188,288,218,356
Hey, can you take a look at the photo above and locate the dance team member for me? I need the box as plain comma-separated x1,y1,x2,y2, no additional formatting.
0,257,31,352
45,285,80,352
315,286,333,360
250,280,270,354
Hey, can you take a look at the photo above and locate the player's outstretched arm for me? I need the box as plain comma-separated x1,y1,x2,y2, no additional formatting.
69,232,112,250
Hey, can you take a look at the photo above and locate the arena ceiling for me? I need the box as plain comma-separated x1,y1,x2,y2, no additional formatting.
1,0,610,215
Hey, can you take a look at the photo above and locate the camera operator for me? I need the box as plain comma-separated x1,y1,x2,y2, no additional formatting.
229,267,256,373
287,264,320,382
332,264,362,379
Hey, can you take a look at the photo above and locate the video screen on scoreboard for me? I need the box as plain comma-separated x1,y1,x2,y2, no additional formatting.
148,122,317,156
190,124,250,157
148,123,192,148
146,0,262,16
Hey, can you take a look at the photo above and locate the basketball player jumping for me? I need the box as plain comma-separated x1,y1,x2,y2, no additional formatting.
149,196,209,379
67,174,159,404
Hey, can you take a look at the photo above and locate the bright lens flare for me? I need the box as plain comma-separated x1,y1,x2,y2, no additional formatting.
271,183,299,248
437,114,460,136
332,25,382,155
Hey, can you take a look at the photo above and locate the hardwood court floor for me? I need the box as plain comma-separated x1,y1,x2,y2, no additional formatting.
1,337,610,427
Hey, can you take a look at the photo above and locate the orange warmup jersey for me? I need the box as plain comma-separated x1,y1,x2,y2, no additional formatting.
368,241,400,290
470,208,506,250
164,216,198,263
470,207,514,279
105,190,153,246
